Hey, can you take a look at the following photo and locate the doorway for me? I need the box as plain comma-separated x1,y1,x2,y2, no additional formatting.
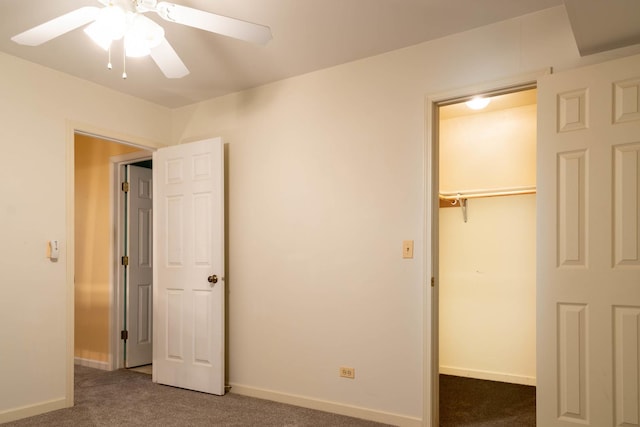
70,131,227,401
73,133,153,372
438,88,537,384
427,82,540,426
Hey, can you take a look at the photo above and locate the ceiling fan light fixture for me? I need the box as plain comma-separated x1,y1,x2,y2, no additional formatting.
125,36,151,57
135,0,159,13
156,3,176,22
132,14,165,48
84,4,127,50
13,0,272,79
97,5,127,40
84,21,113,50
125,14,165,57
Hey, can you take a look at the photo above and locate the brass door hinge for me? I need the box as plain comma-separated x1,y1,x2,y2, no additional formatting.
431,277,435,287
122,182,130,193
121,256,129,266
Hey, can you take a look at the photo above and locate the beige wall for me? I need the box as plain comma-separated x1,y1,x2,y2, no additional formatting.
439,104,537,193
439,195,536,384
439,196,537,385
0,51,169,421
168,6,594,422
74,135,141,363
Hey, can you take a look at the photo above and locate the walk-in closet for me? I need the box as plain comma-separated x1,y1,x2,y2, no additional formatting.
438,88,537,424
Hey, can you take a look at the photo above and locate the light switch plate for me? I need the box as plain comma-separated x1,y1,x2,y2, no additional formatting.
403,240,414,259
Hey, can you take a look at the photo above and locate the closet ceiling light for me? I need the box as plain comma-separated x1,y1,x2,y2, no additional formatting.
466,97,491,110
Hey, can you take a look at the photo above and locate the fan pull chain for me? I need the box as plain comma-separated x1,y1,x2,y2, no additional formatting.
122,46,127,79
107,45,112,70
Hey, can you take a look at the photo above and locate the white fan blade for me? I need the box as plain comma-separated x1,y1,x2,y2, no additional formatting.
11,7,101,46
156,2,272,45
150,38,189,78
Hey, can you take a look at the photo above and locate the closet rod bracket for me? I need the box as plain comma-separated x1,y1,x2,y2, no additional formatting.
456,194,468,223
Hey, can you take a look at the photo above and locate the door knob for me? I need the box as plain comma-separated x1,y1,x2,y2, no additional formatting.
208,275,218,285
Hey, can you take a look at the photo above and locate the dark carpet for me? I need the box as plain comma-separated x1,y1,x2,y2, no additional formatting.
3,366,389,426
439,375,536,427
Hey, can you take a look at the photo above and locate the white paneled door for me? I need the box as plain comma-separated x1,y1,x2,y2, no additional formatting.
537,54,640,426
126,164,153,368
152,138,225,395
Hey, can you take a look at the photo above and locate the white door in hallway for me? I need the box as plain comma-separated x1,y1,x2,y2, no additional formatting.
537,54,640,426
126,164,153,368
152,138,225,395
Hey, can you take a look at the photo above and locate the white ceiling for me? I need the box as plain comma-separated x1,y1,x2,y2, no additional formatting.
0,0,636,108
563,0,640,56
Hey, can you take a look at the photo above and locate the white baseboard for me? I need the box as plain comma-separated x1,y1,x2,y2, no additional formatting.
439,365,536,386
74,357,111,371
0,397,68,424
229,383,422,427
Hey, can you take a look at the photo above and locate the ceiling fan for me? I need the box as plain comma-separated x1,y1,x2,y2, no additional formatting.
11,0,272,79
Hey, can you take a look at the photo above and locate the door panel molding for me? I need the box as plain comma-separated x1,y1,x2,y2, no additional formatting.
537,54,640,426
153,137,225,395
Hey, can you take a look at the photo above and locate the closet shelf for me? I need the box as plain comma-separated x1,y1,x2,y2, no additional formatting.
439,185,536,201
439,186,536,223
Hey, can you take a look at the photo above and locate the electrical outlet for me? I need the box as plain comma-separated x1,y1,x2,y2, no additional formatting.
339,366,355,379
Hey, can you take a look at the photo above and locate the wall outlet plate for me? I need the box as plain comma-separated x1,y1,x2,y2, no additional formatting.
339,366,355,379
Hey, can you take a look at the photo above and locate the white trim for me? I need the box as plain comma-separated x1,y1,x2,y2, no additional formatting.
71,124,167,150
111,160,124,371
110,151,153,371
423,68,550,427
65,123,75,409
422,91,438,427
111,150,156,164
439,366,536,386
229,383,423,427
428,69,549,106
0,398,67,424
74,357,111,371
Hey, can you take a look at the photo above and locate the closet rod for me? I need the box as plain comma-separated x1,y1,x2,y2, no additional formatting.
439,185,536,201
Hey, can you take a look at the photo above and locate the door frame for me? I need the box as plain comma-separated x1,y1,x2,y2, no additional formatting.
422,69,548,426
110,151,153,370
65,123,165,405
